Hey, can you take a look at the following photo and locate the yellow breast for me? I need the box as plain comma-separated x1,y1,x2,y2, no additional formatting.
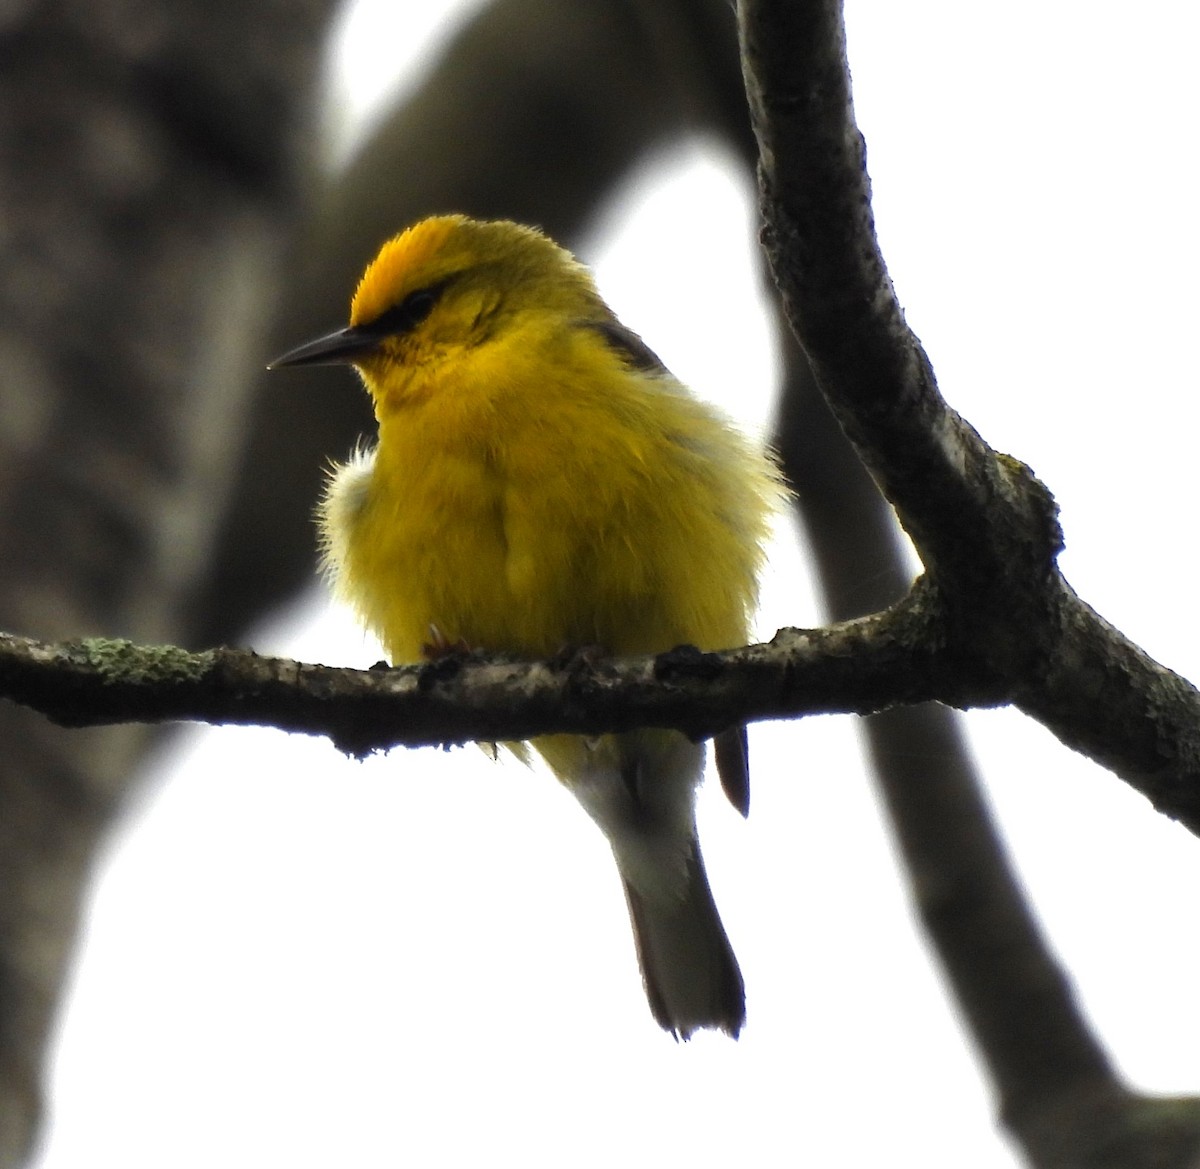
319,316,775,667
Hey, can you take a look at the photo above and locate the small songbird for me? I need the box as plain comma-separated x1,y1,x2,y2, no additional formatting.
270,215,782,1038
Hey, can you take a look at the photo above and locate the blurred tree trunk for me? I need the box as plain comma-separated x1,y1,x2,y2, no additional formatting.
0,1,333,1160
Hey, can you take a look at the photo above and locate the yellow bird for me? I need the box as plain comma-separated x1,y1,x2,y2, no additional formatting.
270,215,782,1038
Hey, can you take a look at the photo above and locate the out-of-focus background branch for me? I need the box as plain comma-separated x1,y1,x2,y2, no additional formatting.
192,0,753,647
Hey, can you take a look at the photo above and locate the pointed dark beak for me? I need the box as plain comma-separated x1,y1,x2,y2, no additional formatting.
267,326,380,370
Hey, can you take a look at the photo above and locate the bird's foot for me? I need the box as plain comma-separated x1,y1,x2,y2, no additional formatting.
421,623,474,660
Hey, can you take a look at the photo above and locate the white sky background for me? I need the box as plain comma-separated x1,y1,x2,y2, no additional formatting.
35,2,1200,1166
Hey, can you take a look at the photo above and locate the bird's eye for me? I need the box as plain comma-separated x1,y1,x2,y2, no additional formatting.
366,285,443,336
401,289,436,325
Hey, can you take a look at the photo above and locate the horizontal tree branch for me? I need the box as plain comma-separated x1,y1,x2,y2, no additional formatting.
1017,581,1200,827
0,588,946,756
5,562,1200,839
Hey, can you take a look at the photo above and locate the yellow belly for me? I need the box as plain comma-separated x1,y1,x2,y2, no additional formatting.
319,341,769,669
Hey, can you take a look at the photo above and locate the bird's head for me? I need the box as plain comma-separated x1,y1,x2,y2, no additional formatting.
269,215,605,403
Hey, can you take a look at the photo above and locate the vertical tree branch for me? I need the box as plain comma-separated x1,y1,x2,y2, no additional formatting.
737,3,1192,1163
774,314,1119,1123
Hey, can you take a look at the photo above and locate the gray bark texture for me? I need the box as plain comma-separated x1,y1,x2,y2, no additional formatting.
0,0,331,1159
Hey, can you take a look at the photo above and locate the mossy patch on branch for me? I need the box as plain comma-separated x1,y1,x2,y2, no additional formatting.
80,638,214,686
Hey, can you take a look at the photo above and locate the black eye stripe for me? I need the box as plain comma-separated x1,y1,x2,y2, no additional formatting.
362,281,446,337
